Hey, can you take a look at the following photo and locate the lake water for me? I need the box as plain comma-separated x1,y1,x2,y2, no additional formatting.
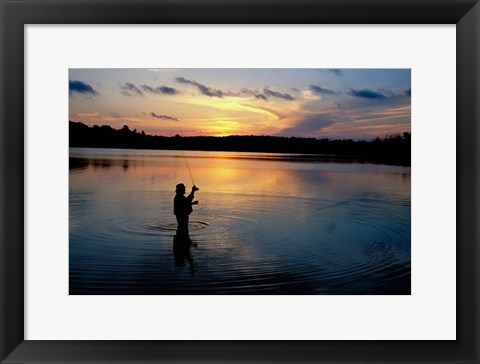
69,148,411,294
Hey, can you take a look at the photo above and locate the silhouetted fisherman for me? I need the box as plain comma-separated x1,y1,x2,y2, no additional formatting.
174,183,199,236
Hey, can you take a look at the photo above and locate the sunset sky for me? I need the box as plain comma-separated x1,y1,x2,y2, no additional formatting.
69,68,411,140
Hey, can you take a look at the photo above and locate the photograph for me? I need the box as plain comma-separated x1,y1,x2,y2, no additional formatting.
69,68,411,295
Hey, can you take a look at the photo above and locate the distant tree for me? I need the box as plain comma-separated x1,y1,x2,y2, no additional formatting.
69,121,411,166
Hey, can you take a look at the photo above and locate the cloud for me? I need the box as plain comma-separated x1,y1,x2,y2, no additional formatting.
405,88,411,97
281,114,336,136
241,88,267,101
328,69,344,77
69,80,98,95
176,77,225,97
198,84,225,97
175,77,294,101
242,87,295,101
253,105,285,120
300,89,321,101
309,84,338,96
240,87,253,93
176,77,194,85
263,88,295,101
348,105,411,125
255,94,268,101
348,89,387,100
109,112,121,118
76,112,100,117
120,82,143,96
150,112,178,121
141,84,179,95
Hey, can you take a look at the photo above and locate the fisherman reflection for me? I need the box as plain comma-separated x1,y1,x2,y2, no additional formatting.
173,234,197,274
173,183,199,236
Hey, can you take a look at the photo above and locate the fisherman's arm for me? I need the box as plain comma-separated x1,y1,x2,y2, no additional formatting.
188,195,198,205
186,192,194,202
186,185,199,202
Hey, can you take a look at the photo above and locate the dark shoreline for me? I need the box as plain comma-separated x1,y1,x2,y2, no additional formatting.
69,121,411,166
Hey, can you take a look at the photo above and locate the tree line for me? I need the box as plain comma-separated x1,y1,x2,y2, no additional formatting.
69,121,411,166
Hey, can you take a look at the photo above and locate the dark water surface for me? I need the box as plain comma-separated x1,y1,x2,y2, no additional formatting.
69,148,411,294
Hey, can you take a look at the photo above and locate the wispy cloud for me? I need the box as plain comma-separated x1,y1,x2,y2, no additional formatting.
240,87,268,101
69,80,99,95
120,82,143,97
263,88,295,101
150,112,178,121
281,114,336,136
141,84,179,95
328,69,344,77
176,77,227,97
309,85,339,96
109,112,121,118
76,112,100,117
175,80,295,102
351,106,411,124
348,89,387,100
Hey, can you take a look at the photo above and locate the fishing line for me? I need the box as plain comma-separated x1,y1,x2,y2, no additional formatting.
181,151,195,186
176,128,196,187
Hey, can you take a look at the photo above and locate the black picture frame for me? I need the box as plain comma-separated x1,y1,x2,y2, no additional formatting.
1,0,479,363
